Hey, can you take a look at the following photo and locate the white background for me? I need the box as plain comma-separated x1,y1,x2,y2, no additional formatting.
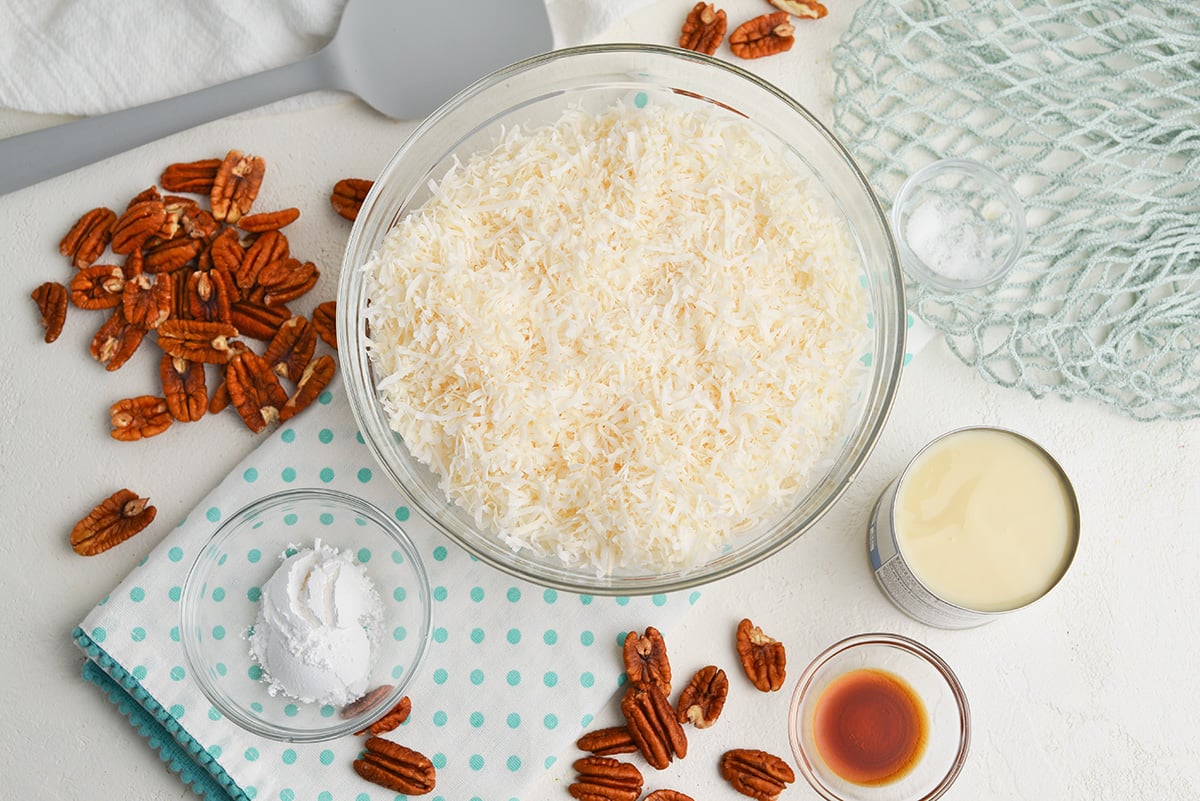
2,1,1198,799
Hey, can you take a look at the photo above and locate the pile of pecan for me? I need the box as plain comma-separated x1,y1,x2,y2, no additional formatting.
570,620,795,801
341,689,438,795
679,1,827,59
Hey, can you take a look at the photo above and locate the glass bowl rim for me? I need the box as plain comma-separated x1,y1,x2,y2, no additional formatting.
337,42,906,595
179,486,432,742
787,632,971,801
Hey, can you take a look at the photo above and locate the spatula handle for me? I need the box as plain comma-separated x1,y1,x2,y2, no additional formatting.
0,52,330,197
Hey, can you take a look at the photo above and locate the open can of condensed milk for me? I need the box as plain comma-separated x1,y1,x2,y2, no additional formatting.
868,426,1080,629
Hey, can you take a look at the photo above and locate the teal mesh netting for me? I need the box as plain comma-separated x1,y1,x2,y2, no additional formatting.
831,0,1200,420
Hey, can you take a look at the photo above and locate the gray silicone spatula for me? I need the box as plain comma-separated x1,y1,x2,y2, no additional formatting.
0,0,554,196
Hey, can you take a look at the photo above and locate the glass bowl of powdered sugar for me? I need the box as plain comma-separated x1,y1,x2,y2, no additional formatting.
892,158,1026,292
180,488,431,742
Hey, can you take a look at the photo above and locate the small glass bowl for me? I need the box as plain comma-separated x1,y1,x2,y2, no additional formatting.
891,158,1025,292
180,488,431,742
789,633,970,801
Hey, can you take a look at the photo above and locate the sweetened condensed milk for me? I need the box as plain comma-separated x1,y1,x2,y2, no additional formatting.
869,426,1079,628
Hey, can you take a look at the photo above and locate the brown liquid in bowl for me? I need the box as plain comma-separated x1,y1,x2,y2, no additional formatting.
813,668,928,786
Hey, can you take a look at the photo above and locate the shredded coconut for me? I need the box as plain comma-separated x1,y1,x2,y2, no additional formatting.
363,100,869,574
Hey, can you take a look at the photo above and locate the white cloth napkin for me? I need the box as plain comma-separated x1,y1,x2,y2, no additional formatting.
0,0,653,116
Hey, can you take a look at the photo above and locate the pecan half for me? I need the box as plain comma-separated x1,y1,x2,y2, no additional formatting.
70,489,156,556
353,737,436,796
237,207,300,233
676,665,728,728
110,396,173,441
264,315,316,382
729,12,794,59
143,236,202,274
69,264,125,310
186,269,233,323
229,299,290,341
122,272,173,329
90,307,147,371
257,257,319,306
769,0,828,19
210,149,266,223
31,281,68,343
161,158,222,194
341,684,395,719
161,354,207,422
720,749,795,801
644,791,695,801
278,354,335,422
209,226,246,277
227,350,289,432
577,726,638,757
331,178,373,221
126,186,162,209
623,626,672,696
312,300,337,350
356,695,412,736
569,756,643,801
208,375,231,414
620,680,687,770
238,230,289,290
157,319,240,364
111,199,167,254
60,207,116,269
736,618,786,692
680,3,727,55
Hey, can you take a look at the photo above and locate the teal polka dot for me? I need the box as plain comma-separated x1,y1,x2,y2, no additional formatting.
392,550,406,564
507,628,523,645
634,91,648,108
616,632,628,647
506,670,521,686
355,431,365,444
433,710,448,726
433,586,448,602
433,627,448,643
212,626,226,640
131,627,146,642
470,628,485,644
652,593,667,606
243,467,258,482
244,748,259,762
582,713,594,727
395,507,410,521
320,512,334,525
433,668,448,684
393,586,407,602
545,756,557,769
91,627,106,643
209,743,222,755
433,546,447,561
689,591,702,605
132,666,147,680
470,669,484,685
212,587,226,602
393,626,407,641
283,513,298,525
282,749,297,765
97,595,109,606
580,631,594,646
318,793,333,801
318,390,333,404
206,507,221,523
170,626,180,642
543,588,557,603
168,547,184,562
281,467,297,483
544,671,558,688
860,353,873,367
281,428,295,443
544,713,558,730
319,467,335,482
170,666,185,681
581,672,595,688
903,353,914,366
355,795,368,801
470,754,484,770
280,790,294,801
284,704,299,717
507,755,521,772
615,596,630,606
209,708,221,721
432,753,447,770
320,705,335,718
867,312,876,330
392,666,406,682
507,587,521,602
169,704,184,719
543,629,558,645
357,547,371,563
357,468,372,483
579,594,593,605
907,311,915,327
244,788,256,800
319,428,334,444
247,586,261,602
470,586,484,602
319,750,334,766
215,662,227,676
129,587,145,602
217,554,227,566
506,712,521,728
247,548,261,563
251,702,263,713
249,665,263,681
470,711,484,728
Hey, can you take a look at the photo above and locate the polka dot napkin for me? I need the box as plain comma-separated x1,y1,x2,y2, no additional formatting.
74,377,701,801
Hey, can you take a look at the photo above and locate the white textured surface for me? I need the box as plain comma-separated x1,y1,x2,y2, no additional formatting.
1,2,1197,799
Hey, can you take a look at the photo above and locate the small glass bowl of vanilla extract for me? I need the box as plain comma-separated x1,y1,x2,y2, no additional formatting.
788,633,970,801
